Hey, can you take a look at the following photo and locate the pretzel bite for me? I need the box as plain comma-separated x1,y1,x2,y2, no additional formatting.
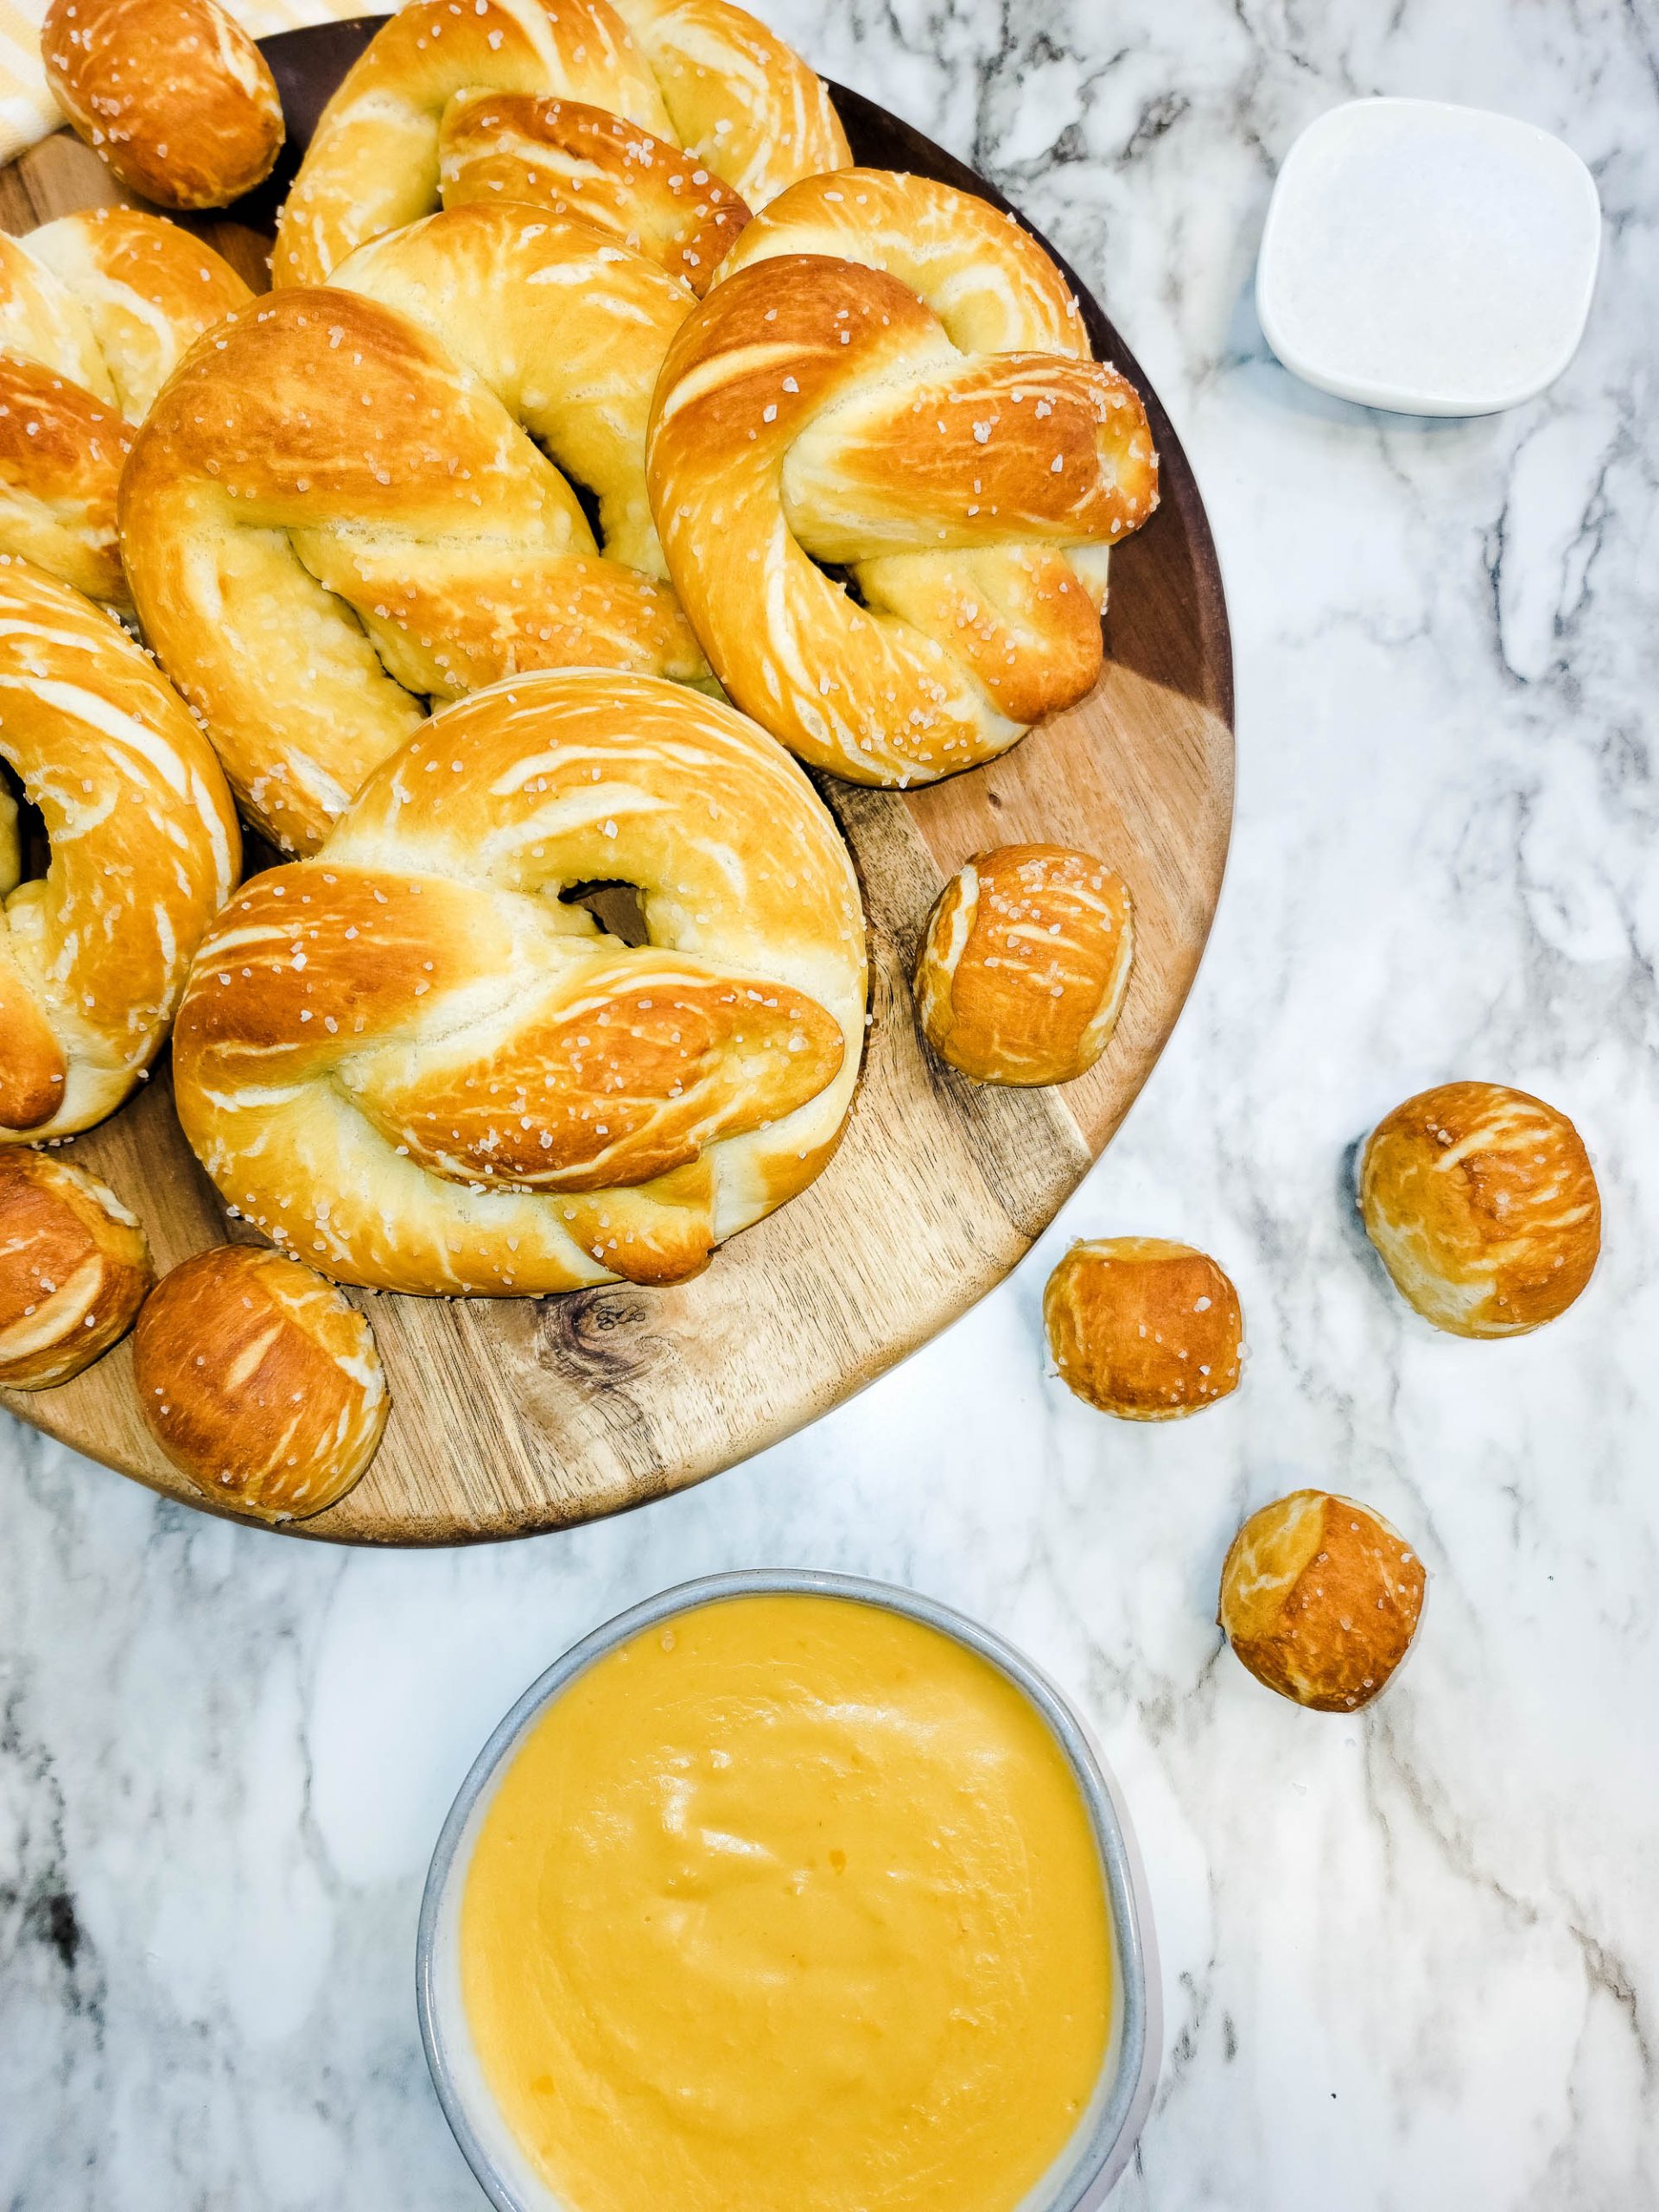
42,0,283,210
132,1245,388,1522
1220,1490,1427,1712
0,1148,152,1389
1044,1236,1243,1420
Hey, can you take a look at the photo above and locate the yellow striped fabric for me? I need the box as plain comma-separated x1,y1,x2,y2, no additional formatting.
0,0,365,167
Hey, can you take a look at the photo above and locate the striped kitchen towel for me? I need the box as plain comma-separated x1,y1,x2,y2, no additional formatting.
0,0,364,168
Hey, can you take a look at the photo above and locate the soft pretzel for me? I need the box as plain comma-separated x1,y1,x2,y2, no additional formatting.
1220,1491,1427,1712
271,0,848,289
438,91,751,293
41,0,284,211
1044,1237,1243,1421
133,1245,388,1522
650,169,1159,785
915,844,1134,1085
122,202,709,855
1359,1081,1600,1336
0,556,240,1141
171,671,867,1295
0,1147,152,1389
606,0,847,203
0,209,249,606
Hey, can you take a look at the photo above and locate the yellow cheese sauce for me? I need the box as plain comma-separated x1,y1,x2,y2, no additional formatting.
460,1593,1112,2212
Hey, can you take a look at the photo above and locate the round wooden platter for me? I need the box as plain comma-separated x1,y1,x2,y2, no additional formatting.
0,29,1233,1543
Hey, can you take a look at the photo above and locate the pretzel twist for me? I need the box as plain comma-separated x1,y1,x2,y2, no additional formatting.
0,557,240,1141
649,169,1159,785
122,202,709,855
438,91,752,293
0,210,249,606
171,671,867,1295
272,0,848,289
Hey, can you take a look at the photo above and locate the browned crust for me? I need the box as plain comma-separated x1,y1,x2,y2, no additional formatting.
1359,1080,1600,1337
914,843,1133,1086
438,92,750,294
1219,1490,1427,1713
22,207,252,364
271,0,846,289
0,556,241,1141
0,355,130,605
41,0,283,210
119,217,706,854
177,869,844,1222
0,954,69,1132
1042,1236,1242,1420
647,251,1158,785
167,671,866,1299
0,210,250,603
0,1147,152,1388
131,1245,387,1522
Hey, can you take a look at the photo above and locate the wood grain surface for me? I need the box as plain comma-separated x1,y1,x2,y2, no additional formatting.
0,45,1233,1542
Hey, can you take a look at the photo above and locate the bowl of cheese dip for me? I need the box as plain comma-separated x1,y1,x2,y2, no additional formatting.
417,1570,1160,2212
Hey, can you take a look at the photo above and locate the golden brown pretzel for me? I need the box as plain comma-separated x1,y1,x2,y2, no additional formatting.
0,209,249,605
649,169,1160,785
0,556,240,1141
1359,1080,1600,1335
914,844,1133,1086
171,671,867,1295
437,91,751,293
1219,1491,1427,1712
133,1245,388,1522
272,0,848,288
0,1147,152,1389
1044,1237,1243,1421
41,0,283,210
122,201,709,855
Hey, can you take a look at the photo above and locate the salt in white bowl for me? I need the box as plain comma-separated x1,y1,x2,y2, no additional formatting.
1255,97,1601,416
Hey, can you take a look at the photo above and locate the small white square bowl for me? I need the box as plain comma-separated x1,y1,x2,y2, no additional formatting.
1256,97,1601,416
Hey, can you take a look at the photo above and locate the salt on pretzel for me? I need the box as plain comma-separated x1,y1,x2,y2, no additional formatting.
41,0,284,212
437,91,751,293
0,209,249,606
650,168,1160,785
122,201,709,855
271,0,848,288
171,670,867,1295
0,556,239,1141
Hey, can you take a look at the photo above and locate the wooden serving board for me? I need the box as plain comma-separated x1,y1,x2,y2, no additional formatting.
0,36,1233,1542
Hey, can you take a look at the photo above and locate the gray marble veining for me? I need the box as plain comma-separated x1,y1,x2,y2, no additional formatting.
3,1,1656,2204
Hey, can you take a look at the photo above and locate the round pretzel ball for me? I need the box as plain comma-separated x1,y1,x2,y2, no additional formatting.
1043,1236,1243,1420
132,1245,387,1522
0,1148,152,1388
1219,1490,1427,1712
1359,1080,1599,1337
914,844,1134,1086
41,0,283,211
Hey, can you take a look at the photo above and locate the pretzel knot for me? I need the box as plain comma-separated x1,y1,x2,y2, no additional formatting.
123,203,710,857
171,671,867,1295
272,0,849,288
0,210,249,607
438,92,753,293
649,170,1160,785
0,557,240,1141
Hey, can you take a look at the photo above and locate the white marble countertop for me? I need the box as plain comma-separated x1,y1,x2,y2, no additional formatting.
4,2,1656,2205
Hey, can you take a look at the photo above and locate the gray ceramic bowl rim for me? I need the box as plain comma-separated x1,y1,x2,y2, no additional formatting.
416,1568,1161,2212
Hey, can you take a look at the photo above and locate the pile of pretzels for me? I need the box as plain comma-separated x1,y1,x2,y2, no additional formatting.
0,0,1160,1522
